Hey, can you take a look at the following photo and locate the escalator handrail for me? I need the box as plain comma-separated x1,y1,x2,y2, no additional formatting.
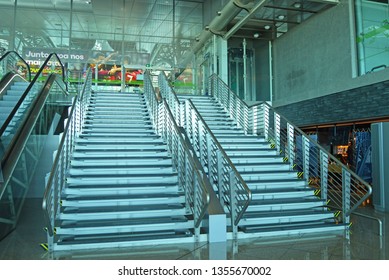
0,72,27,97
0,74,65,196
0,53,68,138
0,50,32,82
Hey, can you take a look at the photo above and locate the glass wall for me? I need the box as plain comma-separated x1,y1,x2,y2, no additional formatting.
0,0,203,89
355,0,389,75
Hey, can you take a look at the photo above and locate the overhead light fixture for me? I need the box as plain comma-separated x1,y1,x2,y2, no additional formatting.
277,15,285,20
253,33,260,38
217,11,222,16
264,25,271,30
293,2,302,8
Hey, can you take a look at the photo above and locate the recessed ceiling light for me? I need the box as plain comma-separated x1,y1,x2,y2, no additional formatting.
264,25,271,30
277,15,285,20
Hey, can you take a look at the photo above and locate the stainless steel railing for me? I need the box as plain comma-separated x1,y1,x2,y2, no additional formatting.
144,73,210,231
158,71,183,126
158,72,251,235
42,69,92,244
185,100,251,233
209,74,372,225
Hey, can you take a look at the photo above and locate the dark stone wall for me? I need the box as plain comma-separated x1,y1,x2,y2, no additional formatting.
275,80,389,127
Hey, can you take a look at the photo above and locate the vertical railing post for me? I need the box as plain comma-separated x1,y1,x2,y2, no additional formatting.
180,101,185,127
193,175,200,241
263,104,269,140
287,123,295,170
191,108,196,146
206,133,213,179
184,152,191,213
199,123,205,166
342,168,351,225
175,96,180,125
216,150,224,204
302,135,310,180
177,137,184,190
229,90,234,119
244,106,249,134
236,99,240,126
320,150,329,201
184,100,189,133
229,170,238,239
252,106,257,135
274,112,281,154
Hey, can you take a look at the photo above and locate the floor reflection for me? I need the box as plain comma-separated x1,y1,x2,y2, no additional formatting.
0,199,388,260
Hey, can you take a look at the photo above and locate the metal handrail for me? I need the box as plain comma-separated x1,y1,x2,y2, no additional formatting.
42,69,92,238
158,71,183,126
209,74,372,224
144,73,210,230
0,50,31,82
158,72,251,230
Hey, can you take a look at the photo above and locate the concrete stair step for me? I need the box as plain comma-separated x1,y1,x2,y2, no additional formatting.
235,162,291,172
59,205,187,220
250,188,315,200
75,137,162,144
72,150,169,159
68,166,175,176
240,209,335,226
245,197,327,212
225,148,278,156
56,218,193,236
81,130,156,136
63,184,180,197
70,157,172,168
53,230,194,251
74,144,168,152
239,221,346,236
66,174,178,186
62,193,185,208
240,170,298,181
246,178,307,190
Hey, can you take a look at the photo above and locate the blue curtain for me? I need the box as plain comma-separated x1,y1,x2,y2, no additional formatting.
354,130,372,183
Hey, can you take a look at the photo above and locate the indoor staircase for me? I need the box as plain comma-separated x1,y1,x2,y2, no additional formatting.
51,91,195,250
177,94,346,238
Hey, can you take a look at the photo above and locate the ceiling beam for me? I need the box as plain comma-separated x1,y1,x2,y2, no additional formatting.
223,0,267,40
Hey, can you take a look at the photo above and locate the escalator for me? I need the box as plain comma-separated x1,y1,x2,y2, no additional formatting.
0,51,32,156
0,53,70,241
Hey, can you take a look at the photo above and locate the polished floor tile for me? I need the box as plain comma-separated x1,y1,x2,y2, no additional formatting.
1,198,389,260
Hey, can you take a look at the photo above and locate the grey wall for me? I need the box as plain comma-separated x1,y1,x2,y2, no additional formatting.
255,40,270,101
272,0,389,108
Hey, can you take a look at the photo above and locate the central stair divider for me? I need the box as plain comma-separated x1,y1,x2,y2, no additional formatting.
158,72,250,237
144,73,226,243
